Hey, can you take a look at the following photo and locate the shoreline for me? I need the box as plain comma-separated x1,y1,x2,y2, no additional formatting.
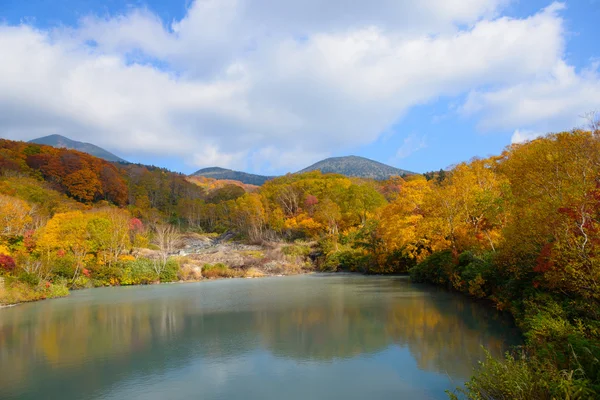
0,269,314,309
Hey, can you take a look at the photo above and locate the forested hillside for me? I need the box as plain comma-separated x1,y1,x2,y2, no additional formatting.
29,134,126,162
2,126,600,398
299,155,412,179
191,167,274,185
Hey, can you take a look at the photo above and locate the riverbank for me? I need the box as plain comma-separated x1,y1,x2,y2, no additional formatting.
0,234,315,308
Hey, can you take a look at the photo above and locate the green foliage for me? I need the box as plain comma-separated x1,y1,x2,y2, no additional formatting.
51,255,76,278
282,244,311,258
18,271,41,287
120,258,156,285
159,258,180,282
0,278,69,305
321,246,371,272
202,263,240,279
449,349,597,400
410,250,454,284
89,265,123,286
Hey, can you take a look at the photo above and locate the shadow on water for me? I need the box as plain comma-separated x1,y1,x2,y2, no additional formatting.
0,274,521,400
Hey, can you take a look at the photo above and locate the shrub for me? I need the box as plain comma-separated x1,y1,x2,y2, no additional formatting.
382,249,416,273
0,279,69,305
282,244,310,258
90,265,124,286
18,271,40,286
0,254,16,273
202,263,241,279
321,247,370,272
51,254,76,278
120,258,156,285
448,350,596,400
159,258,180,282
410,250,454,284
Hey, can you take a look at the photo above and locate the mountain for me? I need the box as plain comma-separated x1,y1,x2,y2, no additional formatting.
191,167,274,186
29,134,126,163
299,155,412,179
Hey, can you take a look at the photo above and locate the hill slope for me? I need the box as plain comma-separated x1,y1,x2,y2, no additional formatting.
299,155,412,179
29,134,126,163
191,167,274,186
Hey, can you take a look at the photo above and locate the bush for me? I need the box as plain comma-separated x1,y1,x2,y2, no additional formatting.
202,263,241,279
448,350,596,400
120,258,156,285
0,254,16,273
51,254,76,278
90,265,124,286
0,279,69,305
282,244,311,258
382,249,416,273
18,271,40,286
159,258,180,282
410,250,454,284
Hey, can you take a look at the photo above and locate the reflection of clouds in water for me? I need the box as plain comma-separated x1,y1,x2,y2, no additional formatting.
0,275,520,400
95,350,440,400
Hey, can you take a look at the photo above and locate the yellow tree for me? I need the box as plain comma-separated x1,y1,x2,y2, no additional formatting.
36,211,91,281
498,130,600,279
232,193,268,242
0,194,33,237
378,176,432,262
87,208,132,265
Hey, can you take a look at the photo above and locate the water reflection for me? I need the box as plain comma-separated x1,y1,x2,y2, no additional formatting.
0,275,521,400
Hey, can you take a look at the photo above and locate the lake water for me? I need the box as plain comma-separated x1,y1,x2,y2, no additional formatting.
0,274,521,400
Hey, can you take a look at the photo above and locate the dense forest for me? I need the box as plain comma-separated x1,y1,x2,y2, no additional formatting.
2,125,600,398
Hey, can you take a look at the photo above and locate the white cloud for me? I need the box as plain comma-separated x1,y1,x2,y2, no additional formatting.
463,60,600,133
0,0,595,173
396,134,427,159
511,129,543,144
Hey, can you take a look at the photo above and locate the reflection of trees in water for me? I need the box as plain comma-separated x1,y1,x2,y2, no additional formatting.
0,280,520,399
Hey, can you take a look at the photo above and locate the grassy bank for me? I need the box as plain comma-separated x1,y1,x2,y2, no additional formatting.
0,241,314,307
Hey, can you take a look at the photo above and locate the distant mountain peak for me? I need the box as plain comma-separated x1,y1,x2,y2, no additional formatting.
29,134,126,163
191,167,274,186
299,155,412,179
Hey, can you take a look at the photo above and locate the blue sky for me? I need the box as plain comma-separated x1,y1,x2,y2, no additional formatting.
1,0,599,174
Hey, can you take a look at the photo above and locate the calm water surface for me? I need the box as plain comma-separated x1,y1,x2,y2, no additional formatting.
0,274,521,400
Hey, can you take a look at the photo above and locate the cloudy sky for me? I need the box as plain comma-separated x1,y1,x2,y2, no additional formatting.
1,0,599,174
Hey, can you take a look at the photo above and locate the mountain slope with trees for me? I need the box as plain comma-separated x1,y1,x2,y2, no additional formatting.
191,167,274,186
299,155,412,179
29,134,127,163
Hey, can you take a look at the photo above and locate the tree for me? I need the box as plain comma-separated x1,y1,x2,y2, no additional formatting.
87,208,132,265
232,193,268,242
0,194,34,237
36,211,92,282
378,176,432,261
62,169,102,203
152,224,180,275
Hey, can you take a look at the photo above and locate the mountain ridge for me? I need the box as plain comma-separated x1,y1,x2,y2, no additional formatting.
191,167,275,186
299,155,413,179
29,134,126,163
193,155,413,185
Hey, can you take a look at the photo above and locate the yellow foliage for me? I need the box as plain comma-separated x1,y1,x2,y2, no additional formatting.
0,194,33,237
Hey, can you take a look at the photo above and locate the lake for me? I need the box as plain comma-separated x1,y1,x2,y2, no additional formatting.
0,274,521,399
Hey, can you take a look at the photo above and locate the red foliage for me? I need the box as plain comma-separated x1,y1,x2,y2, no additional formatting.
129,218,144,232
305,195,318,207
23,230,36,252
82,268,91,277
0,254,16,272
534,243,554,273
